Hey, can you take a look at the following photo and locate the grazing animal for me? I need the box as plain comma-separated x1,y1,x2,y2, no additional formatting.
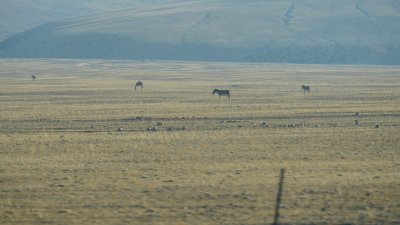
301,85,311,93
213,89,230,101
31,74,37,80
135,81,143,90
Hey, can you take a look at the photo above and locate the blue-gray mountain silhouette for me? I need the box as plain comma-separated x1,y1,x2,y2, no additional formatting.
1,0,399,64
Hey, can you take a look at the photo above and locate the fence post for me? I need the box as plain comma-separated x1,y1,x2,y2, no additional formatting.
272,168,286,225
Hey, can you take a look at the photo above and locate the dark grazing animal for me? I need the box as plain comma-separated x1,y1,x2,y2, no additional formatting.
213,89,230,101
135,81,143,90
31,74,37,80
301,85,311,93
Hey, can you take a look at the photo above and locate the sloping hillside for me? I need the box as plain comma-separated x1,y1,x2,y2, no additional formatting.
0,0,184,41
1,0,399,64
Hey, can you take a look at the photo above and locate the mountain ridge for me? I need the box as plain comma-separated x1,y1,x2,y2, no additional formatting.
0,0,186,41
1,0,399,64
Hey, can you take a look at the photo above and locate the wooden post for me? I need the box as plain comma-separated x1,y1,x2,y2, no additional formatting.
272,168,285,225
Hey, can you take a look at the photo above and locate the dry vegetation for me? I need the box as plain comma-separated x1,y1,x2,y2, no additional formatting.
0,59,399,225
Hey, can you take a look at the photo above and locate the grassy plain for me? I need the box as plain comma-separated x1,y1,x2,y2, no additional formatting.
0,59,399,225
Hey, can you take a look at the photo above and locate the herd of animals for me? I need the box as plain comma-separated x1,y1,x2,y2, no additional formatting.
31,75,311,101
134,81,311,101
134,80,311,101
133,80,310,101
29,75,377,128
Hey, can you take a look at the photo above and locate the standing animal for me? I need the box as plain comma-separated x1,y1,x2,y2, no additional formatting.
31,74,37,80
213,89,230,101
135,81,143,90
301,85,311,93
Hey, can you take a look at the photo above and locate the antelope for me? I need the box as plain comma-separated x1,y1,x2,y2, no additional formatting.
135,81,143,90
213,89,230,101
301,85,311,93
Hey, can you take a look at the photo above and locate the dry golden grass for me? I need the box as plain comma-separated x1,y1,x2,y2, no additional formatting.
0,59,399,225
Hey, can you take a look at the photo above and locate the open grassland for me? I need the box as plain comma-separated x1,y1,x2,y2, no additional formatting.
0,59,399,225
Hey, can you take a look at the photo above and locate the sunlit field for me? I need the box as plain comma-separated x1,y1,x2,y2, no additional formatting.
0,59,399,225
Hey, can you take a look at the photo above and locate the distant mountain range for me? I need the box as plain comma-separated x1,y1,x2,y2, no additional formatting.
1,0,400,64
0,0,184,41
